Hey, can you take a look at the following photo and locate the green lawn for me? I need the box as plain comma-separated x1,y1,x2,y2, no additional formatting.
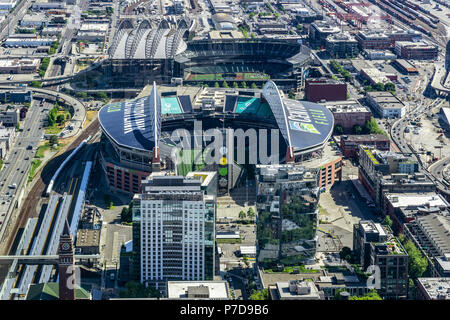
243,73,269,80
28,159,42,182
265,266,320,274
216,238,242,244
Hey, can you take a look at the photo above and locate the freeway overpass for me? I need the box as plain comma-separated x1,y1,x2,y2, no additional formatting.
431,63,450,95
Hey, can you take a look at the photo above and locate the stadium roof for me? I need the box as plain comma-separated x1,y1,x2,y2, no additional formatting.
99,81,333,155
262,81,334,155
99,82,161,152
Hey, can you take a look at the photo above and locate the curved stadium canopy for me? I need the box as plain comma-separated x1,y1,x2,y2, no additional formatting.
99,81,334,154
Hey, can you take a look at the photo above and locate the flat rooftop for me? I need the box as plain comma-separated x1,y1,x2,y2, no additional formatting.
320,100,370,113
342,134,389,142
417,278,450,299
366,91,405,109
167,281,229,299
416,214,450,255
385,193,449,208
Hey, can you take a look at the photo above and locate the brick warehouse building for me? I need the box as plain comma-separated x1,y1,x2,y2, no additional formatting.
340,134,390,158
305,78,347,103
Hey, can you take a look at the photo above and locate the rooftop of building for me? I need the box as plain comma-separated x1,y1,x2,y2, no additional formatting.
385,192,449,209
209,30,244,39
361,68,395,84
394,59,419,72
366,91,405,108
363,222,407,255
256,164,319,183
273,280,323,300
311,21,340,33
416,214,450,255
326,32,357,43
320,100,370,113
417,278,450,299
26,283,90,300
436,254,450,273
75,229,101,248
395,41,437,49
342,134,390,142
185,171,217,188
305,77,345,85
0,58,40,67
357,29,389,39
167,281,229,299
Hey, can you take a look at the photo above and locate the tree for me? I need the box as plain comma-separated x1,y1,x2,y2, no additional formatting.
76,91,88,99
56,114,65,124
383,216,393,228
349,289,382,300
403,240,428,278
239,210,246,220
249,288,268,300
30,81,42,88
288,90,295,99
373,82,385,91
49,135,58,145
222,81,229,88
119,281,161,298
241,81,247,88
233,82,239,89
364,118,387,136
247,207,255,220
214,82,220,88
339,246,352,262
384,82,395,92
251,83,258,89
96,91,108,100
352,125,363,134
334,125,344,135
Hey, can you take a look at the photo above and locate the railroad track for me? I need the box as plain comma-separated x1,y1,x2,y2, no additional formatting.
0,119,99,257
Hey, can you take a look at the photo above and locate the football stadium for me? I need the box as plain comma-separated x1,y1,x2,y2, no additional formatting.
98,81,335,194
99,17,312,91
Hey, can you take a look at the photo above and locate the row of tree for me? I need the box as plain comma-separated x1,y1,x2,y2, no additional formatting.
365,82,396,93
238,207,256,221
334,118,388,136
213,81,259,89
330,60,352,82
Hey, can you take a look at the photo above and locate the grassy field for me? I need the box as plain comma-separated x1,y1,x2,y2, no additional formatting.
187,72,269,81
216,238,242,244
28,159,42,182
264,266,320,274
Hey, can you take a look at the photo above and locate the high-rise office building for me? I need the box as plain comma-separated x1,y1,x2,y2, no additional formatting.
132,172,217,290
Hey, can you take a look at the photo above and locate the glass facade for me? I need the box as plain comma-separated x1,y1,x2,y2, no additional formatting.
256,165,320,268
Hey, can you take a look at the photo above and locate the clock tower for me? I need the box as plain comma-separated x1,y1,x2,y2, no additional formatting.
58,219,76,300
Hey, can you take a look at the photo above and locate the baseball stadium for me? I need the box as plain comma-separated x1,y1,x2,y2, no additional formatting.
98,17,312,91
98,81,335,194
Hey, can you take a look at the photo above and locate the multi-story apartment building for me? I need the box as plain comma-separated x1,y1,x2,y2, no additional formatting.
358,146,435,210
395,41,438,60
325,32,359,59
256,164,320,267
353,220,409,299
132,172,217,291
